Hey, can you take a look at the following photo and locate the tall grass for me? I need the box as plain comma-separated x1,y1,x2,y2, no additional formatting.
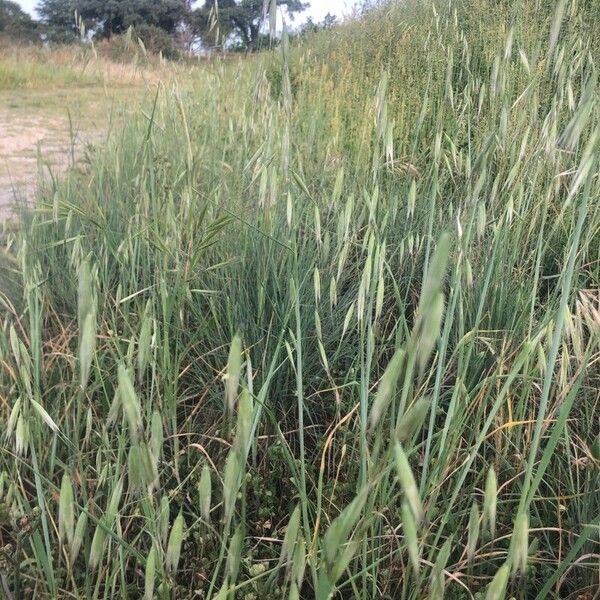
0,0,599,598
0,40,192,91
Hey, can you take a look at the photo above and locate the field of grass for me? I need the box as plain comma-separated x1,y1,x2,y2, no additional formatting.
0,0,599,598
0,40,193,91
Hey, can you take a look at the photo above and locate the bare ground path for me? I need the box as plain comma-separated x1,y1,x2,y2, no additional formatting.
0,86,133,217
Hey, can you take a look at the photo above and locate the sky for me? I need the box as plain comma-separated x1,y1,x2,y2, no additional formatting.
300,1,358,22
15,0,359,23
12,0,37,16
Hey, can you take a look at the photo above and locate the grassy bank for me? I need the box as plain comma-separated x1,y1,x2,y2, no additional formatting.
0,0,598,598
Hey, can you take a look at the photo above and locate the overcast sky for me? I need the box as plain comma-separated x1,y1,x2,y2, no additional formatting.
16,0,359,23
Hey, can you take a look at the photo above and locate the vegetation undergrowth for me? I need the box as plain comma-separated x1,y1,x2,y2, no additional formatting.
0,0,598,598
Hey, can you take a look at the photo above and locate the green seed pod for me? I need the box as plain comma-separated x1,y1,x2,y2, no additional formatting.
15,413,29,456
6,397,21,440
88,526,106,570
79,312,96,390
329,276,337,309
144,544,157,600
236,388,253,458
159,495,170,546
375,274,385,321
314,310,322,341
430,537,452,598
59,473,75,545
70,507,88,564
510,510,529,575
323,485,369,568
314,205,322,245
106,389,121,426
9,325,21,367
137,300,153,384
77,259,94,333
483,467,497,537
128,444,143,491
313,268,321,303
85,407,93,444
150,411,163,463
78,259,96,390
291,537,306,588
485,563,510,600
394,443,424,525
401,501,420,574
31,399,59,433
369,349,405,432
118,366,142,442
89,477,123,569
415,291,444,375
128,442,158,491
198,465,212,523
341,302,355,339
467,501,480,562
225,335,243,414
396,397,431,443
166,511,185,574
464,258,473,288
227,525,243,583
223,450,240,523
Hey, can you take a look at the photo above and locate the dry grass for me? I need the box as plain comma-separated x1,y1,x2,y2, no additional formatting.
0,41,200,91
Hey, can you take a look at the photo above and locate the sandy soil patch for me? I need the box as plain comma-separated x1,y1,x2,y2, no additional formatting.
0,113,98,212
0,86,136,218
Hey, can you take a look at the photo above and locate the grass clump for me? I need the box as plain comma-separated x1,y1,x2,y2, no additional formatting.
0,0,599,598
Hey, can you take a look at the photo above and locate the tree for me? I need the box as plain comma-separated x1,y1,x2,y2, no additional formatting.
81,0,189,38
298,12,337,35
0,0,40,41
36,0,79,42
192,0,309,51
37,0,190,41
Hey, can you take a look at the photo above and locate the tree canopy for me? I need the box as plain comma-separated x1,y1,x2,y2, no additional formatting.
84,0,189,38
36,0,79,41
37,0,190,40
0,0,39,41
192,0,309,51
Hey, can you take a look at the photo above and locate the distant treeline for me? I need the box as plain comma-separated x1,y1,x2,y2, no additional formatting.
0,0,348,57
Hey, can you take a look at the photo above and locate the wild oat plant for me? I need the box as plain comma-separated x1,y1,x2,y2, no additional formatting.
0,0,599,598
